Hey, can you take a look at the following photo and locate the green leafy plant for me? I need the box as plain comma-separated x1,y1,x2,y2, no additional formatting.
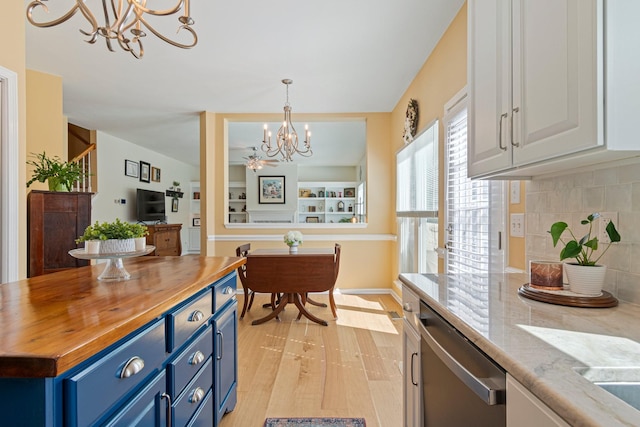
76,219,148,243
26,151,87,191
548,213,621,266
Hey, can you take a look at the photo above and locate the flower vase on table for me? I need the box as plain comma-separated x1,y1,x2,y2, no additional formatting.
284,230,303,254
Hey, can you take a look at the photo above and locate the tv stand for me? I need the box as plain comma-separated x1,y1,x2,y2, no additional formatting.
145,223,182,256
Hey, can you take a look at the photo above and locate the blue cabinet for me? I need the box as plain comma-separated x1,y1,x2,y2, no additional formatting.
0,271,238,427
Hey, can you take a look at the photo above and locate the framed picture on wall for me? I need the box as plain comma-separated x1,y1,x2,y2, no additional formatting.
171,198,179,212
124,159,139,178
139,161,151,183
258,176,285,204
151,167,161,182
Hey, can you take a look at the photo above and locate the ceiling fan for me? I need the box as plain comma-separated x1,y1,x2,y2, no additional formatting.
243,147,279,172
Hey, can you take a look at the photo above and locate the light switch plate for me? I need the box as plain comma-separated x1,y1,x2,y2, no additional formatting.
510,181,521,204
510,213,525,237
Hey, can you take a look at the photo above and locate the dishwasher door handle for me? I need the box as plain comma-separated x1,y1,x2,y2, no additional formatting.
419,320,505,405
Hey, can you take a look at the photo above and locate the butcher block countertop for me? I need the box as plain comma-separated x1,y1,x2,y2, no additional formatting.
0,256,244,378
400,273,640,427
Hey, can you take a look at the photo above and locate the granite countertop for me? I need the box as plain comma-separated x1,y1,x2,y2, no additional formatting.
399,273,640,427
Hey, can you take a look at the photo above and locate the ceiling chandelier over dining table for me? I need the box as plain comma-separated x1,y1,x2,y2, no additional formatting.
261,79,312,162
25,0,198,59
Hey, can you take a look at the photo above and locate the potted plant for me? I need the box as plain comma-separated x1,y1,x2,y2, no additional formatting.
26,151,87,192
548,213,621,295
284,230,303,253
76,219,148,254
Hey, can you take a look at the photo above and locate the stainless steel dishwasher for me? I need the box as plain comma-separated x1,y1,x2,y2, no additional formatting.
419,301,506,426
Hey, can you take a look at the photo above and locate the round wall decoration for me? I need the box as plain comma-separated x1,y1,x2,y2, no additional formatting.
402,98,419,144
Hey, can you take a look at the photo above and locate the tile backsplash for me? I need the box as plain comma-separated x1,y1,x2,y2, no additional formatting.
525,158,640,304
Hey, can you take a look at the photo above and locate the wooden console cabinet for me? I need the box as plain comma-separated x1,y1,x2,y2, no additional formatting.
27,190,92,277
146,223,182,256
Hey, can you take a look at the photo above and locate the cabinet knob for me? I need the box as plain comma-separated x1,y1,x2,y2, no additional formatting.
403,303,413,312
189,387,205,404
189,350,205,366
188,310,205,322
223,286,234,295
119,356,145,378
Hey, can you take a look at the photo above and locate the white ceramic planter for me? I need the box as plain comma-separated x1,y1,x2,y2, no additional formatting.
288,243,299,254
100,238,136,254
564,263,607,295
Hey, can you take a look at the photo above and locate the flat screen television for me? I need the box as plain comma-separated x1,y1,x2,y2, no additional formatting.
136,188,166,222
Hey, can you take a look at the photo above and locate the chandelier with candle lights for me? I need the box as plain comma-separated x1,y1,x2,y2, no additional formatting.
261,79,312,162
26,0,197,59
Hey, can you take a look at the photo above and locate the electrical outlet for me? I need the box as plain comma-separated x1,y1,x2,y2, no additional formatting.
599,212,618,245
510,213,525,238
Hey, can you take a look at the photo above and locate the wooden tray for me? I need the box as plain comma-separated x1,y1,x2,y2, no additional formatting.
518,283,618,308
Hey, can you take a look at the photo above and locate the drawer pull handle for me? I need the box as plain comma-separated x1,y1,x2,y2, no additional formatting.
119,356,145,378
189,350,205,365
189,387,205,404
223,286,234,295
189,310,205,322
161,393,173,427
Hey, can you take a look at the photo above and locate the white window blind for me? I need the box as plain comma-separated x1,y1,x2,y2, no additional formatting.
396,121,439,273
445,105,490,274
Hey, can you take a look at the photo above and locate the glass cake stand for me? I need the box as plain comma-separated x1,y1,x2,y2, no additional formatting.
69,246,155,281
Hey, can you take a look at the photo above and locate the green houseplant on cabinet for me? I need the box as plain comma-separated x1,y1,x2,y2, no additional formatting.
26,151,87,192
548,213,621,295
76,219,148,254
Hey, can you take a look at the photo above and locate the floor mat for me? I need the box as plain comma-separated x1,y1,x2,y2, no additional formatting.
264,418,366,427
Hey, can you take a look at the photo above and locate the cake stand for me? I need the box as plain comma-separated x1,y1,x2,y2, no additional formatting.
69,246,155,281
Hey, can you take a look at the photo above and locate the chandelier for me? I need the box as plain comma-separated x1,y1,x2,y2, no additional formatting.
26,0,197,59
261,79,312,162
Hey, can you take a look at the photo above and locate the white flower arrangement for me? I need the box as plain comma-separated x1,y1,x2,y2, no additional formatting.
284,230,303,246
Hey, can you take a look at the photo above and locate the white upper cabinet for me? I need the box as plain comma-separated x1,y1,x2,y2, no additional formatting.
468,0,640,179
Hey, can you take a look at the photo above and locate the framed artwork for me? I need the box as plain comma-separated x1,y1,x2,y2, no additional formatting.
171,198,179,212
306,216,319,223
139,161,151,183
192,218,201,226
151,167,161,182
124,159,139,178
258,175,285,204
344,187,355,197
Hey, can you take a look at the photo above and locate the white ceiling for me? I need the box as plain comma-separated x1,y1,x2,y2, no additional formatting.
24,0,465,167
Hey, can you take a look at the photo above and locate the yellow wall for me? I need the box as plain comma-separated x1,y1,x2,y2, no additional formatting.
26,70,66,191
200,112,395,291
389,4,468,290
0,2,28,278
508,181,526,270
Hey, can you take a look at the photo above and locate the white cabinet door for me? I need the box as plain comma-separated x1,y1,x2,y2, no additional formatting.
403,319,421,427
512,0,600,166
467,0,513,177
506,375,570,427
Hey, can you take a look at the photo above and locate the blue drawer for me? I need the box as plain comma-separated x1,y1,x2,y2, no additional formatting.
168,289,213,352
104,371,167,427
186,388,214,427
65,319,166,427
173,358,213,427
168,326,213,397
213,273,236,312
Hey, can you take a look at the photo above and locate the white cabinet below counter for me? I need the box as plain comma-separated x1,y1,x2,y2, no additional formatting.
507,375,570,427
468,0,640,179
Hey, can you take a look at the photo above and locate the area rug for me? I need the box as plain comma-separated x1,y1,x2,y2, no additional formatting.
264,418,366,427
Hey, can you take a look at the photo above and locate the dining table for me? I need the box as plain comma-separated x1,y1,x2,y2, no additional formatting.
245,247,337,326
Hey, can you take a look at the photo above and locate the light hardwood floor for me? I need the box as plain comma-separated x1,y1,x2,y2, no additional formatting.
219,292,404,427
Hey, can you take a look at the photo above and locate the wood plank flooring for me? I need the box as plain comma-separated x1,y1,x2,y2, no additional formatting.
219,292,404,427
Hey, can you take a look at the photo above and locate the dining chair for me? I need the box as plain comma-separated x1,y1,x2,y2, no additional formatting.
236,243,254,319
298,243,341,320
